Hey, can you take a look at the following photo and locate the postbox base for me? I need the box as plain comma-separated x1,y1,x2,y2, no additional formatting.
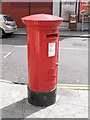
28,87,56,106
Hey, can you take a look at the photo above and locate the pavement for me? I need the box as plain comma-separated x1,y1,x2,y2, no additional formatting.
0,81,89,119
0,29,89,119
14,28,89,37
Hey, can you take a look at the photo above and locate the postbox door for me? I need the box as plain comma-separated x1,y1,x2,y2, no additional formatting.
36,28,59,92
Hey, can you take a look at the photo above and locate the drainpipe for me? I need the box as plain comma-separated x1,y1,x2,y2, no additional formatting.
29,0,30,15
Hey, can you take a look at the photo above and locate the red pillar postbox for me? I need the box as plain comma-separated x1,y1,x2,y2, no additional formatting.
22,14,63,106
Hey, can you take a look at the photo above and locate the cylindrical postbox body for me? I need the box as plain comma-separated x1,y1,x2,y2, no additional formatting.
22,14,63,106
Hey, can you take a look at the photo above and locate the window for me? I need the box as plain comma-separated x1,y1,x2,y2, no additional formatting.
60,1,77,22
3,16,13,21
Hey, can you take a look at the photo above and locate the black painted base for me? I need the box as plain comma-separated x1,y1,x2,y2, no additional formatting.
28,87,56,106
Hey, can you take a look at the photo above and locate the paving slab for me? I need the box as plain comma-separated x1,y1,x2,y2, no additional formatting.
0,82,88,119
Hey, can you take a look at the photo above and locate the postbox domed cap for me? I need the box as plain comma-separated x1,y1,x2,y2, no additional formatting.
22,14,63,26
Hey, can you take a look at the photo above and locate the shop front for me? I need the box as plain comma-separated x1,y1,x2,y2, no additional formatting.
53,0,89,31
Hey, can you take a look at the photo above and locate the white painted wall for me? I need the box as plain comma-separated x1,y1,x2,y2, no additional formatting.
53,0,60,16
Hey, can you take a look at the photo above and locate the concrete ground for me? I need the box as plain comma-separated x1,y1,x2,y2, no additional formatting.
0,29,89,119
0,82,88,119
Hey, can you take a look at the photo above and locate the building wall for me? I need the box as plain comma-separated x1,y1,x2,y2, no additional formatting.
2,2,53,28
2,1,89,29
0,1,1,14
53,0,60,16
53,0,88,31
30,2,53,15
2,2,29,28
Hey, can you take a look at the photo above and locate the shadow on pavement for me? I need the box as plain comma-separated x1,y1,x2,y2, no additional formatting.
2,98,46,119
59,37,66,41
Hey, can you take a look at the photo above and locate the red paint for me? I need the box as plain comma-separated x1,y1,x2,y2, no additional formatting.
2,2,29,28
22,14,63,92
2,2,53,27
30,2,53,15
79,1,89,21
